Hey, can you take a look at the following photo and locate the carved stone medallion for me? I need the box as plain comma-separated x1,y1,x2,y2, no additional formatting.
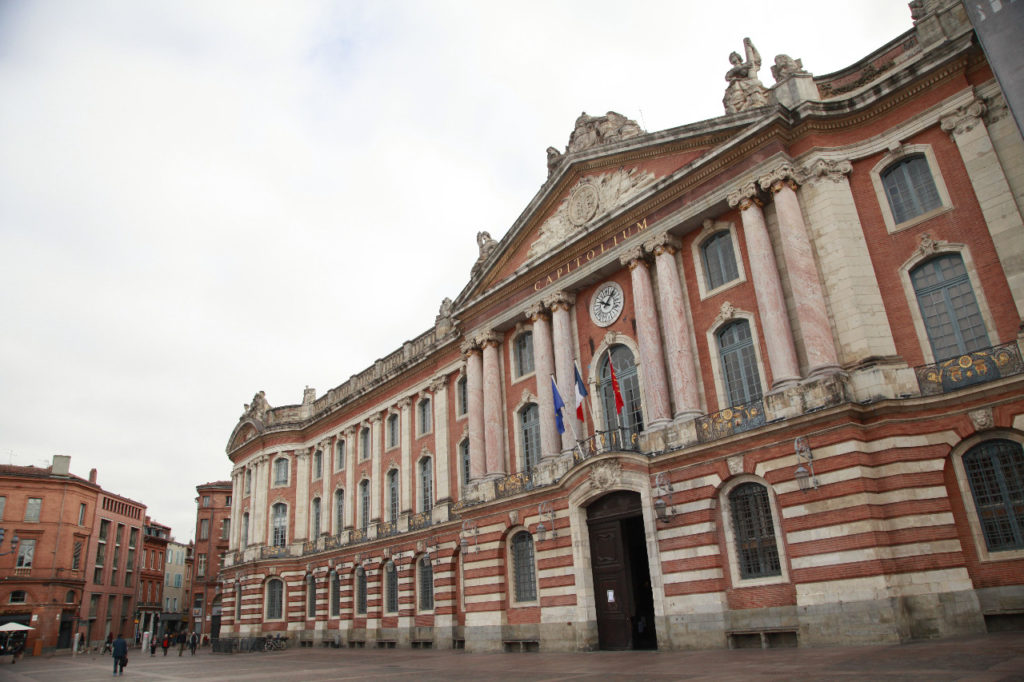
590,459,622,491
567,182,600,226
969,408,994,431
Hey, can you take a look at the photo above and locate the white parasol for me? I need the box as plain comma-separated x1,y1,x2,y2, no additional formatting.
0,623,34,632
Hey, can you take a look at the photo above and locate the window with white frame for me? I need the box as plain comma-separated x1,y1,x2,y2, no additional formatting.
273,457,289,486
330,571,340,617
271,503,288,547
599,345,644,435
701,230,740,291
418,555,434,611
385,561,398,613
456,376,468,417
334,489,344,531
511,531,537,602
9,590,26,604
910,253,990,362
199,518,209,540
520,403,541,474
15,539,35,568
241,512,249,546
387,414,399,449
24,497,41,522
311,497,321,537
961,439,1024,552
514,331,535,377
728,482,781,579
306,574,316,618
336,439,346,471
418,398,432,435
244,469,251,495
881,154,942,224
355,567,367,614
360,427,370,461
387,470,399,522
419,457,433,513
313,449,323,480
266,578,284,619
359,480,370,531
718,320,763,407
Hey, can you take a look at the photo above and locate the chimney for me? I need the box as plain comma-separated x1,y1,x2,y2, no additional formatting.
89,468,97,484
52,455,71,476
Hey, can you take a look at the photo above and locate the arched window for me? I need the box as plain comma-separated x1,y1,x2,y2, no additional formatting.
911,253,990,361
387,469,399,522
456,376,468,416
728,482,781,579
881,154,942,224
334,489,345,531
514,331,535,377
419,457,433,513
599,345,644,434
962,439,1024,552
387,413,399,448
359,427,370,461
520,403,541,473
701,230,739,290
336,439,346,471
271,503,288,547
244,469,251,495
310,498,321,537
313,449,323,479
418,555,434,611
511,531,537,602
359,480,370,531
718,320,762,406
273,458,289,485
385,561,398,613
241,512,249,546
306,574,316,618
355,567,367,615
65,589,75,603
460,439,471,486
418,398,432,434
266,578,283,619
330,571,340,617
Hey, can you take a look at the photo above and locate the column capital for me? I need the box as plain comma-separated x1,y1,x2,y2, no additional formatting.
475,330,501,348
542,290,575,311
368,414,382,425
459,338,481,356
398,396,413,410
796,158,853,185
619,245,647,270
525,302,549,322
726,182,762,210
643,231,681,257
940,98,987,137
429,375,448,393
758,163,800,194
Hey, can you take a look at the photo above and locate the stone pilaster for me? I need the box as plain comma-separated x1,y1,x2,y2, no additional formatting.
545,290,578,450
620,247,671,428
461,338,485,481
527,303,561,457
479,331,506,477
644,232,702,420
369,415,382,524
941,98,1024,318
728,183,801,389
759,164,840,377
229,468,243,551
430,375,451,502
343,427,356,531
294,449,310,541
399,398,413,514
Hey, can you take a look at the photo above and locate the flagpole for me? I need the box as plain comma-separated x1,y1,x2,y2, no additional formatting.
552,373,583,459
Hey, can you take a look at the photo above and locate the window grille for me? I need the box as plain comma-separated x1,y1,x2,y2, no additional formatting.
511,531,537,601
520,403,541,473
882,154,941,223
911,253,990,361
701,230,739,290
729,482,781,579
718,320,763,407
964,439,1024,551
514,332,535,376
266,579,283,619
418,556,434,611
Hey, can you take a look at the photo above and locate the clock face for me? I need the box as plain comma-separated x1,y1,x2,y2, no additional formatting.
590,282,625,327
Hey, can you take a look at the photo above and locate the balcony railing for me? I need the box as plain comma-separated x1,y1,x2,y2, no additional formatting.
495,471,534,499
408,511,432,531
259,545,289,559
915,342,1024,396
695,400,766,444
377,521,398,539
573,428,640,464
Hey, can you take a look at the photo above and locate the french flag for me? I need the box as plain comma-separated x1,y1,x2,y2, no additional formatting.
573,363,588,421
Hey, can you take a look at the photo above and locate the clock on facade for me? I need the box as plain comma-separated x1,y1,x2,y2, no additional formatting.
590,281,625,327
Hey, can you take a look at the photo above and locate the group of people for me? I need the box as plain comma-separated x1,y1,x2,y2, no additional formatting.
105,630,200,675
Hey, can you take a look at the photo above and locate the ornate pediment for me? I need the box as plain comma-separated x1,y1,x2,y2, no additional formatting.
528,168,656,259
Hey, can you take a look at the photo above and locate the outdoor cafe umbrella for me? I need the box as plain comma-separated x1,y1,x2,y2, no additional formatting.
0,624,33,632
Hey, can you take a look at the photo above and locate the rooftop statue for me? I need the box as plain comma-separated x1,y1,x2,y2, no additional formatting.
723,38,770,113
771,54,809,82
565,111,644,154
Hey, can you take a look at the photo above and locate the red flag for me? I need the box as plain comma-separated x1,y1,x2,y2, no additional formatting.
609,356,624,415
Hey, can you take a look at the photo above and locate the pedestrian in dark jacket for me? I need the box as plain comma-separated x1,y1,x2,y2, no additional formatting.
177,631,186,656
112,633,128,675
161,634,170,655
189,632,198,655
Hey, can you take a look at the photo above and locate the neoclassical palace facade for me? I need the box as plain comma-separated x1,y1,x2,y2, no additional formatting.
217,1,1024,651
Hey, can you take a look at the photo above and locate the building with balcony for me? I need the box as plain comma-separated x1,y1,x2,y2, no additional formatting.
161,539,190,636
191,481,232,639
216,1,1024,652
138,517,170,639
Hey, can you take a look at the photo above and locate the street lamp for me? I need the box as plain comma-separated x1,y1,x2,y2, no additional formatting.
535,502,555,542
653,472,674,523
0,528,19,556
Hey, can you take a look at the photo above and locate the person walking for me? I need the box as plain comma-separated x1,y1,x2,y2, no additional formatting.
161,634,170,656
149,635,157,656
103,632,113,654
111,633,128,676
189,632,198,656
177,630,186,656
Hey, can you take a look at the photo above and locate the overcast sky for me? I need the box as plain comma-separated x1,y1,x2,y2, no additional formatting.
0,0,913,543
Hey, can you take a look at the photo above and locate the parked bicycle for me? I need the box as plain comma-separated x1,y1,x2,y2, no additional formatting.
264,635,288,651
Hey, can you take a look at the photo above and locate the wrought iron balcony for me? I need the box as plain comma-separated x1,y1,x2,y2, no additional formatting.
695,399,766,444
408,511,432,531
495,470,535,499
377,521,398,539
259,545,289,559
915,341,1024,396
573,428,640,464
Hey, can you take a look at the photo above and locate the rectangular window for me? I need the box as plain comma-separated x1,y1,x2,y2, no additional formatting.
175,574,182,588
24,497,41,522
225,495,232,506
78,503,87,525
197,553,207,577
0,496,5,520
221,518,230,539
98,519,110,541
313,450,323,479
16,538,36,567
200,518,210,540
72,541,82,570
202,496,210,507
89,594,99,617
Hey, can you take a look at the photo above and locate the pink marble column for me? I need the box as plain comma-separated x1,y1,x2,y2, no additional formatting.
527,304,560,458
728,183,801,389
544,291,579,450
479,332,506,477
644,233,702,419
759,168,840,377
460,339,485,480
620,247,671,428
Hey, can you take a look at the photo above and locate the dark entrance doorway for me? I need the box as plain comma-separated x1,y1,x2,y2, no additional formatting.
586,490,657,650
57,613,74,649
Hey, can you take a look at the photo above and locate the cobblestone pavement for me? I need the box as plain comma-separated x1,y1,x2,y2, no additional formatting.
2,632,1023,682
